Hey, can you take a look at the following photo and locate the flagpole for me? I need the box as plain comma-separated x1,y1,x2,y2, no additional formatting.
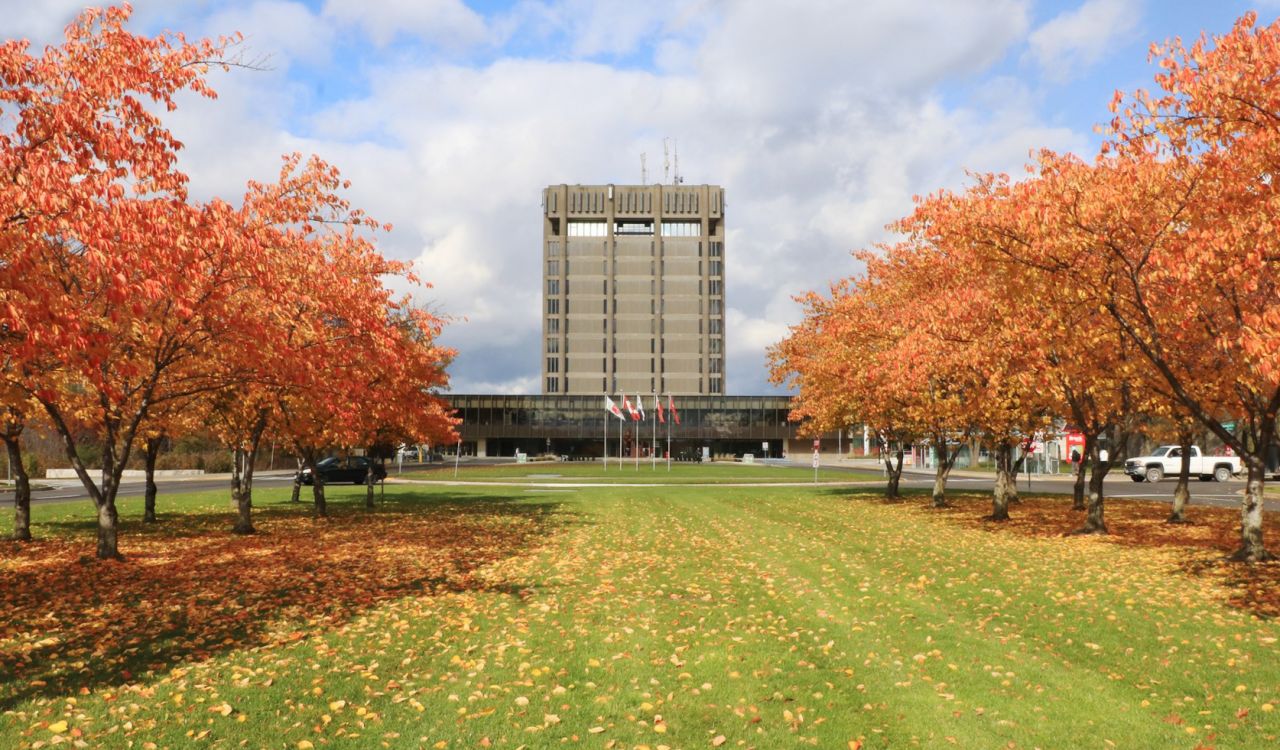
667,394,672,472
603,400,608,471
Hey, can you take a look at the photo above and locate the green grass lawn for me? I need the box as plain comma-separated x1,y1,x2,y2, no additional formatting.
2,483,1278,749
399,461,879,484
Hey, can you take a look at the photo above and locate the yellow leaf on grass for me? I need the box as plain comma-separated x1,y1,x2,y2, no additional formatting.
48,721,68,734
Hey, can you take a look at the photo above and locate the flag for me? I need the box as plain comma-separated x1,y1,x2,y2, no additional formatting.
668,394,680,425
605,395,626,421
654,393,665,424
635,392,645,421
624,396,640,420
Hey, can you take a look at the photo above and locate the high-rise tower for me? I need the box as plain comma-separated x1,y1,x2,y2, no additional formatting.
541,184,725,396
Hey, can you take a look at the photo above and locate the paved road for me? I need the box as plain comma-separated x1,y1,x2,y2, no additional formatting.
8,460,1277,513
816,462,1280,512
8,473,299,506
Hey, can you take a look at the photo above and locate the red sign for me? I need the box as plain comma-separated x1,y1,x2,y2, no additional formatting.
813,439,821,450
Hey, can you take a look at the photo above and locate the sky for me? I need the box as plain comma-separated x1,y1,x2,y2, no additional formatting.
7,0,1279,395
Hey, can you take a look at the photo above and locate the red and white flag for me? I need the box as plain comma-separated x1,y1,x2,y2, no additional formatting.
654,393,665,424
605,395,626,421
635,392,645,421
668,394,680,425
624,396,640,421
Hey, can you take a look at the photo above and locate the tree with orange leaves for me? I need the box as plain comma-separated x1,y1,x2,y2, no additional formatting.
1093,12,1280,560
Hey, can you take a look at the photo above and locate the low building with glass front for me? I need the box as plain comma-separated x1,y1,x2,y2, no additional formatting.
445,394,831,460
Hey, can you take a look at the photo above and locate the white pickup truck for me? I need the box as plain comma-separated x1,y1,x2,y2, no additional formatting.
1123,445,1242,483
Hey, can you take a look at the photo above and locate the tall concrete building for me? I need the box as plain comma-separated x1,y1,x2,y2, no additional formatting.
541,183,725,396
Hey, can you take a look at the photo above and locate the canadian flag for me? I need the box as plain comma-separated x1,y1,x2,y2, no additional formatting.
654,393,665,424
668,394,680,425
635,392,645,421
605,395,626,421
624,396,640,421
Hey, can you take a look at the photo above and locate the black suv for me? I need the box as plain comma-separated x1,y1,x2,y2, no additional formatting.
298,456,387,485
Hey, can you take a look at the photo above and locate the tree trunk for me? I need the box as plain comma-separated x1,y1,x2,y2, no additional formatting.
231,447,254,534
291,457,303,503
3,432,32,542
143,435,162,523
96,498,120,560
989,442,1013,521
232,413,268,535
308,454,327,518
882,444,904,499
1072,432,1095,511
40,401,129,560
931,437,961,508
1168,428,1194,523
1230,459,1273,562
365,461,376,509
931,466,951,508
1073,441,1112,534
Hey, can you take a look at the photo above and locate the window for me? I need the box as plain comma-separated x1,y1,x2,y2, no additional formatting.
661,221,700,237
567,220,607,237
709,280,722,295
547,338,559,353
547,299,559,314
547,279,559,295
602,279,608,294
710,358,722,374
546,377,559,393
547,318,559,334
546,357,559,373
710,378,722,394
547,240,561,256
615,221,653,235
709,299,722,315
710,338,721,353
709,241,723,257
709,319,722,334
546,259,559,276
603,299,608,314
709,260,723,276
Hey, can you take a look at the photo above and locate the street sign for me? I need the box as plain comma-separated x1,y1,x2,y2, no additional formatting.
813,439,820,450
812,451,820,468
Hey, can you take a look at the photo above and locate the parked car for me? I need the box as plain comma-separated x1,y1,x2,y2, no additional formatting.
298,456,387,485
1123,445,1242,483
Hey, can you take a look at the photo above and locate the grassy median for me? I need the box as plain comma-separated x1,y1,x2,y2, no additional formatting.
1,483,1277,749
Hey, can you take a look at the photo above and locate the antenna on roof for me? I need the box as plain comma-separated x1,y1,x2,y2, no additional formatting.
663,138,670,184
673,139,682,185
641,152,647,185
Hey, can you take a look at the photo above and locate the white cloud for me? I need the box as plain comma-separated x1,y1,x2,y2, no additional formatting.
322,0,487,49
0,0,88,47
1028,0,1142,82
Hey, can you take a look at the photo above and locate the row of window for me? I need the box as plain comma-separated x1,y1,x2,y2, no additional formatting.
565,220,710,237
547,316,725,336
550,336,722,355
546,377,722,396
549,242,723,261
549,276,726,297
547,357,723,375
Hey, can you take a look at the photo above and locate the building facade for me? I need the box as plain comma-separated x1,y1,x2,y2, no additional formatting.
541,183,726,396
448,394,830,460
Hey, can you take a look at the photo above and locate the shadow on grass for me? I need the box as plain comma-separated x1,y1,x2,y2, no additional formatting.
0,490,574,710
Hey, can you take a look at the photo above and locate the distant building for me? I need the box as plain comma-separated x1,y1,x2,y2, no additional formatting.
541,184,725,396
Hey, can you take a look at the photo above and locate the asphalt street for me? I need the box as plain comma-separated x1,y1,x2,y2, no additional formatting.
5,460,1278,513
836,463,1280,512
